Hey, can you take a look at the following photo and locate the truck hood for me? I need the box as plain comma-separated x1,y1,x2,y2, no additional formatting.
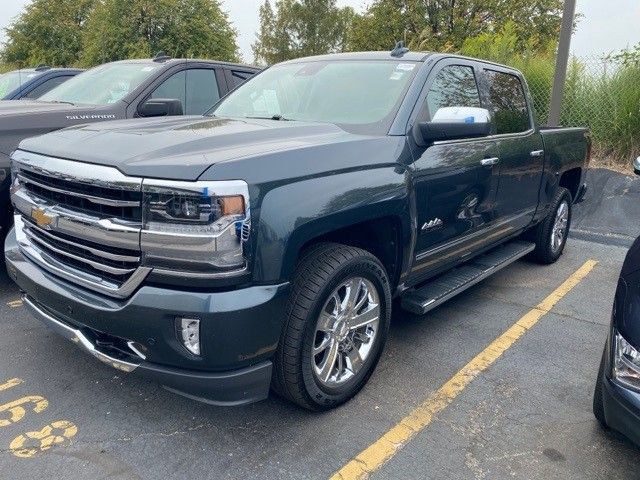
18,116,361,180
0,99,100,116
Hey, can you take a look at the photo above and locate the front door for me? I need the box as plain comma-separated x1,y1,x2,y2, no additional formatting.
409,61,501,280
483,68,544,231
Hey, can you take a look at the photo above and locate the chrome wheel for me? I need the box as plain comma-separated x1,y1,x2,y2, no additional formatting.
551,200,569,253
312,277,380,387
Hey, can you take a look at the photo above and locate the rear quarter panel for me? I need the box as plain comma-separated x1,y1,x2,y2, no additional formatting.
539,127,590,212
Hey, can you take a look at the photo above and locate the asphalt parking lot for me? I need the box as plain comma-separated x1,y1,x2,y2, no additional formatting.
1,232,639,479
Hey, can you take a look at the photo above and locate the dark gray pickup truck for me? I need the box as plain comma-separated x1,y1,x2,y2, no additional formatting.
0,56,259,236
5,51,590,410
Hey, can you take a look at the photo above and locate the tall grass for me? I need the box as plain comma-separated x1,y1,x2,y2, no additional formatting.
521,58,640,163
461,23,640,165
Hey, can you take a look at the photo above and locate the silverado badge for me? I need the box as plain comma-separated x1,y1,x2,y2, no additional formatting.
31,207,56,229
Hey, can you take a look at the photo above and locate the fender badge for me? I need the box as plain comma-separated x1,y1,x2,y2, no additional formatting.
421,218,443,231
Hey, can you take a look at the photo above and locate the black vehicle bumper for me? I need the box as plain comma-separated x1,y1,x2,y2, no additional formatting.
602,374,640,446
5,229,290,406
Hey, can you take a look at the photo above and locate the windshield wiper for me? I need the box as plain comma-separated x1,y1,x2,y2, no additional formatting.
246,114,292,121
46,100,75,106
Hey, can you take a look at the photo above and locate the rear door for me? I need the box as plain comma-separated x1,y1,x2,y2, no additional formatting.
482,68,544,231
409,60,501,279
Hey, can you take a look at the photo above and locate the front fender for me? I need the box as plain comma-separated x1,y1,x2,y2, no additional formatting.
253,167,411,282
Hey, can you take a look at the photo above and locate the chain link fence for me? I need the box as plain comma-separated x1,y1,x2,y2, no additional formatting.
525,56,640,163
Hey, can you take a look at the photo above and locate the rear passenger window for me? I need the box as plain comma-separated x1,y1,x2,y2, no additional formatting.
230,70,255,88
485,70,530,134
425,65,481,120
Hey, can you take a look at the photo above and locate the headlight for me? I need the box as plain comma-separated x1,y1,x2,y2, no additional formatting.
141,179,249,275
613,331,640,391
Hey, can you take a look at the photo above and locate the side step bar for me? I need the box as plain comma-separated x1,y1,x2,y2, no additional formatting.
401,240,535,315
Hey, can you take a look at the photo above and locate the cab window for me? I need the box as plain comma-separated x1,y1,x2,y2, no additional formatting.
484,70,531,134
425,65,482,120
185,69,220,115
150,69,220,115
150,70,186,108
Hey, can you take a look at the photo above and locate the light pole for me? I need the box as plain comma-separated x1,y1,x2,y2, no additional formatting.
548,0,577,127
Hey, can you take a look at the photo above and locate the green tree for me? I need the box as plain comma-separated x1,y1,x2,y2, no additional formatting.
1,0,97,67
80,0,239,66
252,0,355,65
348,0,563,54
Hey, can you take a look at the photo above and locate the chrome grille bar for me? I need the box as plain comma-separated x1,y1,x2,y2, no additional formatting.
22,219,140,263
12,186,140,251
25,229,137,276
17,172,140,207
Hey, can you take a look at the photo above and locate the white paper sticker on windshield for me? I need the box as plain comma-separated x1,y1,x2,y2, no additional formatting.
397,64,416,71
390,72,404,81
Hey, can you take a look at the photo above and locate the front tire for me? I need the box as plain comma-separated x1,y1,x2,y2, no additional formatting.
272,243,392,410
531,187,571,264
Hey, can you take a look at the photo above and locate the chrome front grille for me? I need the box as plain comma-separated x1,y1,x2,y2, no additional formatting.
18,168,142,220
11,150,150,298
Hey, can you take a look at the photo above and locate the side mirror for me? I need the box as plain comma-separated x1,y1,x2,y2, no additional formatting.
416,107,491,145
634,156,640,176
138,98,183,117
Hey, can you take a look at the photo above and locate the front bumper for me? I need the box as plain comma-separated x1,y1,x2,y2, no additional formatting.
602,374,640,446
5,228,290,406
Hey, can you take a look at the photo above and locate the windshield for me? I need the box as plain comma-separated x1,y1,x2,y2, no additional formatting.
211,60,418,134
0,71,42,97
39,62,160,106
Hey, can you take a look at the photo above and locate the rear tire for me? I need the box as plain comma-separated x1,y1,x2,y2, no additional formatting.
531,187,571,264
272,243,392,410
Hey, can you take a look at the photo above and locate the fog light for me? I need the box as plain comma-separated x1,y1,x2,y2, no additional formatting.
613,331,640,392
178,318,201,356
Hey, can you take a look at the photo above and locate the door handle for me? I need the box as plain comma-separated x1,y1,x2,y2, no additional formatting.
530,150,545,157
481,157,500,166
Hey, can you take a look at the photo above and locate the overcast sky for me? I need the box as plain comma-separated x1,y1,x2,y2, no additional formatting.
1,0,639,63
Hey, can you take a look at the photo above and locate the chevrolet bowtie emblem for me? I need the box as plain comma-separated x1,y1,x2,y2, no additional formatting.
31,207,55,229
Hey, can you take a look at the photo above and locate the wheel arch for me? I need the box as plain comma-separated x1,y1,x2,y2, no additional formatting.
252,169,412,289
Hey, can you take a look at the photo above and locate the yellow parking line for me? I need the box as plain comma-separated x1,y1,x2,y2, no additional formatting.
330,259,597,480
7,299,23,308
0,378,24,392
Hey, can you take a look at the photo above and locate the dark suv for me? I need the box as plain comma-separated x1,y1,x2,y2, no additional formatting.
593,163,640,446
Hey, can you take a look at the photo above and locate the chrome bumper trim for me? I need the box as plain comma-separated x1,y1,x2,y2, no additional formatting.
22,295,141,373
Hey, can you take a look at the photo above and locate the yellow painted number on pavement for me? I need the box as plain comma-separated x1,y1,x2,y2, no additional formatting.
9,420,78,458
0,396,49,427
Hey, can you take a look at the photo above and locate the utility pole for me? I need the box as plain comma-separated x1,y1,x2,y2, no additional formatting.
548,0,577,126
